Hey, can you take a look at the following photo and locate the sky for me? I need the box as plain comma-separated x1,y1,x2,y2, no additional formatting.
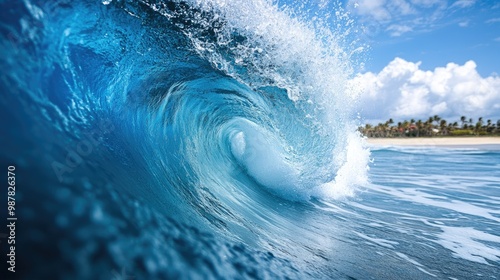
340,0,500,124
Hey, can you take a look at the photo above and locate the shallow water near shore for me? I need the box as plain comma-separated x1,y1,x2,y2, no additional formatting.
367,136,500,148
363,146,500,278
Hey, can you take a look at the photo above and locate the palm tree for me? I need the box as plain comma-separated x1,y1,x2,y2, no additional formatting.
476,117,484,135
486,119,493,133
424,119,430,136
363,124,373,137
396,122,402,137
440,119,447,135
361,115,500,137
416,120,423,137
433,115,441,125
377,123,384,137
460,116,466,128
385,119,394,137
475,121,482,135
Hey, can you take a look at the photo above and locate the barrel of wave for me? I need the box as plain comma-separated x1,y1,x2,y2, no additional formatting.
227,118,309,200
228,118,370,201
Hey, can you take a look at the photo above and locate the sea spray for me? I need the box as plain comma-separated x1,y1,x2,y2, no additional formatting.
1,1,375,279
140,0,369,200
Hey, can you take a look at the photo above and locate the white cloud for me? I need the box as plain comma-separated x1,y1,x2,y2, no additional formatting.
450,0,476,9
348,0,482,38
350,0,417,22
352,0,391,21
387,24,413,36
347,0,448,39
486,18,500,24
353,58,500,122
410,0,443,7
390,0,414,15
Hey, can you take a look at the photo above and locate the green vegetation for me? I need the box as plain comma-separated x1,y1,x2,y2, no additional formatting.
359,115,500,138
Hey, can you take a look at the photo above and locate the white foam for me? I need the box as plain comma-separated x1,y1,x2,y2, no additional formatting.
370,186,500,223
312,132,370,199
164,0,370,200
354,231,399,249
395,252,437,277
186,0,355,101
434,225,500,264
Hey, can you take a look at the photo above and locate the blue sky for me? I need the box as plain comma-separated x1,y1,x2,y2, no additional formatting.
339,0,500,123
347,0,500,77
277,0,499,123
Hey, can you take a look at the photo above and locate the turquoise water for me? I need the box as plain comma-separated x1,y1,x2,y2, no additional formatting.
359,146,500,279
1,0,499,279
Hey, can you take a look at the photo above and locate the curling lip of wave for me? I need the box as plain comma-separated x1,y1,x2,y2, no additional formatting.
139,0,370,200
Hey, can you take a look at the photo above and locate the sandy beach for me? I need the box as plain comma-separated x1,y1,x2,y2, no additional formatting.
366,137,500,147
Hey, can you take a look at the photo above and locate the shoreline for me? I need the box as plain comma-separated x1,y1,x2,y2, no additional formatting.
366,137,500,147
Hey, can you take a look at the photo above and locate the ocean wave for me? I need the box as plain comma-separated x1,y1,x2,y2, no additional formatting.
0,0,369,278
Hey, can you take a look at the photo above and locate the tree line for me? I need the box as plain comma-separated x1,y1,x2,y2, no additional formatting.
359,115,500,138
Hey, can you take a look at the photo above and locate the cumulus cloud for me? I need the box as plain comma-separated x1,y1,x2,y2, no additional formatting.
352,58,500,122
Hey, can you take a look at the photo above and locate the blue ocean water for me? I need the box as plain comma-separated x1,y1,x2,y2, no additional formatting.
1,0,499,279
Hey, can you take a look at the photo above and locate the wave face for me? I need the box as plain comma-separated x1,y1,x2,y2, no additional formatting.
0,0,370,279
